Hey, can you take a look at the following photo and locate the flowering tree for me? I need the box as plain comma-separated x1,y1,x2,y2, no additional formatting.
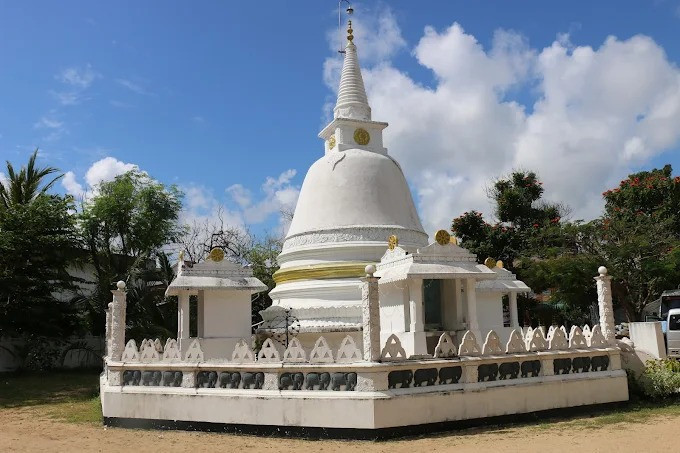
523,165,680,322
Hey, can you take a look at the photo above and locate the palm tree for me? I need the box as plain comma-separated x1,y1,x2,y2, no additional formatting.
0,149,63,209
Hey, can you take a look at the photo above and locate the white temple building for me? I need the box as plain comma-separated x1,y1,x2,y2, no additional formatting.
99,18,629,438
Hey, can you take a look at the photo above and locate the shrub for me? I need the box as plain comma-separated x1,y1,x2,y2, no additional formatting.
638,359,680,399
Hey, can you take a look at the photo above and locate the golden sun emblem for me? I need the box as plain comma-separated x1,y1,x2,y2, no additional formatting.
353,128,370,145
388,234,399,250
434,229,451,245
328,134,336,150
484,257,497,268
208,247,225,262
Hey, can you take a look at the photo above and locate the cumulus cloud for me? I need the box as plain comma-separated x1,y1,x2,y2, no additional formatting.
226,169,300,230
324,11,680,233
61,171,84,198
84,157,137,188
61,156,137,199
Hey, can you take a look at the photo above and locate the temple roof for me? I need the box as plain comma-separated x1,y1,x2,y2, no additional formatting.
476,267,531,293
375,242,497,284
165,258,266,295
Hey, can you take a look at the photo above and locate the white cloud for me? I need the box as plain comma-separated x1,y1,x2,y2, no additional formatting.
115,78,152,95
62,171,85,199
34,116,63,129
50,90,84,106
57,64,99,89
226,169,300,231
323,12,680,233
62,156,137,199
84,157,137,188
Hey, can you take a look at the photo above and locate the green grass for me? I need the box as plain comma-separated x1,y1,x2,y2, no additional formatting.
0,370,102,424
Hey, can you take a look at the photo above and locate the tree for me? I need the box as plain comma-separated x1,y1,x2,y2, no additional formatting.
78,170,183,336
0,152,80,336
594,166,680,320
452,171,566,272
519,165,680,322
0,149,62,210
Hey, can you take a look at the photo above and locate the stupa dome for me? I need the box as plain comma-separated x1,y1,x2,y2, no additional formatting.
286,149,424,239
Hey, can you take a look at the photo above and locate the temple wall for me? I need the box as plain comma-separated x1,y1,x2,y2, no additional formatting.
101,369,627,430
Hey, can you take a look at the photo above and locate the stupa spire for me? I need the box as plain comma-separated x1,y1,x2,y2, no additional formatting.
334,20,371,121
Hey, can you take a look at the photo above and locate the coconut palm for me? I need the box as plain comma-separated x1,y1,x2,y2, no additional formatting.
0,149,63,209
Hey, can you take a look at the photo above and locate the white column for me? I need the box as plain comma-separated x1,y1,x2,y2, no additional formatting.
197,290,205,337
361,265,381,362
109,281,127,361
509,292,519,328
178,291,191,351
595,266,616,345
465,278,479,334
408,279,424,332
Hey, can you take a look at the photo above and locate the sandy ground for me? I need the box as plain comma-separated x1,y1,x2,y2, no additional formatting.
0,406,676,453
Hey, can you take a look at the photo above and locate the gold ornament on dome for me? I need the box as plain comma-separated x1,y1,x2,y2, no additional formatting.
484,257,497,268
328,134,336,150
434,229,451,245
496,260,504,269
354,128,370,145
450,236,458,245
388,234,399,250
208,247,225,262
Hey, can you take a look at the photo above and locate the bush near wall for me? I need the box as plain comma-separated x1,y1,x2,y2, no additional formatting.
635,359,680,399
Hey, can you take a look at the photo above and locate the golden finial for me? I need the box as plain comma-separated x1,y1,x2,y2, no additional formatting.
484,257,497,268
450,236,458,245
388,234,399,250
347,20,354,42
496,260,504,269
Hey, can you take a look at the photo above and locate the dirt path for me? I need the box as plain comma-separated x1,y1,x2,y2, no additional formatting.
0,407,675,453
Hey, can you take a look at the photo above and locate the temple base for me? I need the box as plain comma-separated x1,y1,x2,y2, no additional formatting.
101,370,628,435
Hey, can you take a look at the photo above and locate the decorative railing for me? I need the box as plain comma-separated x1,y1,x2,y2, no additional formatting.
105,324,621,393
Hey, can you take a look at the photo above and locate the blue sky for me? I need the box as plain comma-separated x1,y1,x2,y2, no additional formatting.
1,1,680,236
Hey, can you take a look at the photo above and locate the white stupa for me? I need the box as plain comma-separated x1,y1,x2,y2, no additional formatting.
261,22,428,338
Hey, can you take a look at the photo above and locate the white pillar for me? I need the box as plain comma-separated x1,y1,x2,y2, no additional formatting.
595,266,616,345
109,281,127,361
178,291,191,351
465,278,479,334
361,265,381,362
408,279,424,332
509,292,519,328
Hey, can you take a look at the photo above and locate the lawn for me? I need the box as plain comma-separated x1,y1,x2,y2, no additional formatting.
0,370,102,424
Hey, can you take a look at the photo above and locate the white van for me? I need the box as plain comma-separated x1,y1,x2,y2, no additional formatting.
667,308,680,359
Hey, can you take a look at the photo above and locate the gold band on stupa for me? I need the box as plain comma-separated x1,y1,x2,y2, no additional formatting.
273,262,373,284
